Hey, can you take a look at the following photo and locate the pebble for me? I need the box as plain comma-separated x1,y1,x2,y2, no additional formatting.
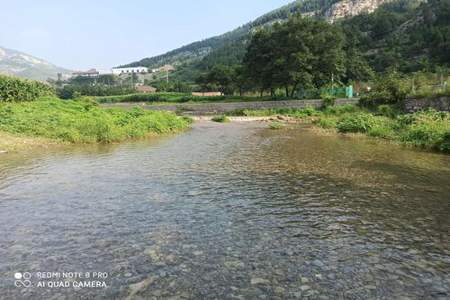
251,278,271,285
301,277,310,284
292,292,302,298
225,260,245,269
300,285,310,291
312,260,325,268
147,249,160,261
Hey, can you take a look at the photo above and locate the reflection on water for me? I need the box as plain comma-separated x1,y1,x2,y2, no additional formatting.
0,122,449,299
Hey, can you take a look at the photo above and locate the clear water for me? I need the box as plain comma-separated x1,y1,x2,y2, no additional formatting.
0,122,449,299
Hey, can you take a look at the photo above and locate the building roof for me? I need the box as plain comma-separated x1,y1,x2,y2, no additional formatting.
112,66,148,70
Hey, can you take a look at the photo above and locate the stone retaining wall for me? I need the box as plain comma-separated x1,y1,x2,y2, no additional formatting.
404,96,450,113
104,99,359,115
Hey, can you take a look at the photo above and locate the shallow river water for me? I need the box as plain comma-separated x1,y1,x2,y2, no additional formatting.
0,122,449,299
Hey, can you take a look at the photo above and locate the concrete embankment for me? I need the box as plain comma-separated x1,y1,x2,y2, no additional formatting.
102,98,359,115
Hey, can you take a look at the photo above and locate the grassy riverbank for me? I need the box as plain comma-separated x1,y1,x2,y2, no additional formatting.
0,97,191,148
229,105,450,153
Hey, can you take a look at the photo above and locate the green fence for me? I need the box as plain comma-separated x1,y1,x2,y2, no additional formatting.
295,86,354,99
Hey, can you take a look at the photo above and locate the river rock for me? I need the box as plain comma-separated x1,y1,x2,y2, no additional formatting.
312,259,325,268
300,285,311,291
301,277,310,284
251,278,270,285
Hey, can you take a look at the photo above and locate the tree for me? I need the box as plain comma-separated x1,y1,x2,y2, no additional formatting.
97,74,118,85
342,25,374,82
243,28,278,96
196,65,236,95
232,65,251,96
243,15,346,97
208,65,236,95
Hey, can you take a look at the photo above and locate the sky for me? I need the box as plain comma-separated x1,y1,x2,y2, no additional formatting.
0,0,293,71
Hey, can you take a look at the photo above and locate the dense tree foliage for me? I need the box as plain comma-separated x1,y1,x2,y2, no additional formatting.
340,0,450,73
177,0,450,89
244,16,346,97
197,16,348,96
0,75,54,102
194,0,450,96
57,74,137,99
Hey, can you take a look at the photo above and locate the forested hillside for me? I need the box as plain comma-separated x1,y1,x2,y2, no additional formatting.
123,0,448,87
122,0,368,76
340,0,450,72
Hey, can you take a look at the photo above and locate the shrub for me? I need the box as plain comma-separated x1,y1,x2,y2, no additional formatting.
359,70,408,107
438,132,450,152
323,104,359,115
211,115,230,123
314,117,338,129
367,122,396,139
269,122,285,130
321,93,336,108
400,110,450,150
337,113,379,133
377,105,399,118
0,75,54,102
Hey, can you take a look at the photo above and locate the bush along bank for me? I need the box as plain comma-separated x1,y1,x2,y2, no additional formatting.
0,97,192,144
0,75,55,102
229,105,450,153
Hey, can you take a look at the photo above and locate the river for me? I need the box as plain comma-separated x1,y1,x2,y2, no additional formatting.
0,121,449,299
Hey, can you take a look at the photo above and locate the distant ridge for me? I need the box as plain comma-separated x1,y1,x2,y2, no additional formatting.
0,46,71,81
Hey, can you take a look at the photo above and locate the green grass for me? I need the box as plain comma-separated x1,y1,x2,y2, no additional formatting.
269,122,285,130
211,115,230,123
230,105,450,153
0,97,191,144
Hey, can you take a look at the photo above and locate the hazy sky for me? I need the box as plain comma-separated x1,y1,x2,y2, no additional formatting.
0,0,292,70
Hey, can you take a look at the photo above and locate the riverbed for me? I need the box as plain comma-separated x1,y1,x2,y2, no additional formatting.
0,121,449,299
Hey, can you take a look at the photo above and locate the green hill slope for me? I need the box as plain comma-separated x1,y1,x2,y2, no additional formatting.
121,1,353,71
123,0,448,84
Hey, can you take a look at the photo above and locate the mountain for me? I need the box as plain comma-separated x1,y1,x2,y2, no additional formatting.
121,0,393,81
0,46,71,81
340,0,448,72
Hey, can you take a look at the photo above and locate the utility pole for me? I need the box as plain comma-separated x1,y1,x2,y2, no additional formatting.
166,69,169,84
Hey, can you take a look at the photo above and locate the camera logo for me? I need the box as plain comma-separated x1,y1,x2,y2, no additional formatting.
14,272,32,288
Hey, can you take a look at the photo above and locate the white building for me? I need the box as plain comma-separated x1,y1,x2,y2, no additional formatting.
112,66,149,75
